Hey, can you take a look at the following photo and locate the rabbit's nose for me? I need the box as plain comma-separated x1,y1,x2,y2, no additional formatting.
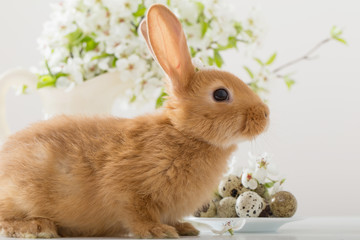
241,104,269,137
264,105,270,119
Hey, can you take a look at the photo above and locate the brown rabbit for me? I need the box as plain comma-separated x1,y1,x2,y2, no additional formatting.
0,4,269,239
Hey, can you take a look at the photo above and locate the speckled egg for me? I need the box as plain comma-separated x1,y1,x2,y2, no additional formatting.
218,175,247,198
212,193,222,209
253,184,271,201
193,199,217,217
270,191,297,217
254,184,266,197
235,191,265,218
259,204,273,217
217,197,237,218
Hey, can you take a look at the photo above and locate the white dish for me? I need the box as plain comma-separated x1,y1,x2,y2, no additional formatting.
185,216,303,234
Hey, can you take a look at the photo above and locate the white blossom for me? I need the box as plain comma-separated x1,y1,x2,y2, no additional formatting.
241,169,258,190
254,167,267,184
269,181,283,196
115,54,147,82
36,0,262,106
248,152,278,179
174,1,198,23
56,76,75,92
239,152,287,196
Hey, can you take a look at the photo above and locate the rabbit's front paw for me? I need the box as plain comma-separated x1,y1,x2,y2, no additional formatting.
173,222,199,236
0,218,59,238
134,223,179,239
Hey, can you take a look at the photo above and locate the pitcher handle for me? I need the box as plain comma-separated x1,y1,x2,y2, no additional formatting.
0,68,37,141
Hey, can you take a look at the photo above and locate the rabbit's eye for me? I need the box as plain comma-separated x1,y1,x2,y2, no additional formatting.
213,88,229,102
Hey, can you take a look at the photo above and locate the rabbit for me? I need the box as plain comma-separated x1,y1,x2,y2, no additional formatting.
0,4,269,239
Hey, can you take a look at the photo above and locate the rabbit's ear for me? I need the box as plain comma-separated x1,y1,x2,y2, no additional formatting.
146,4,195,89
140,19,157,61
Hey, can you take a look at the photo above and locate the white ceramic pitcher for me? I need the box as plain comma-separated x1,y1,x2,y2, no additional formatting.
0,68,135,140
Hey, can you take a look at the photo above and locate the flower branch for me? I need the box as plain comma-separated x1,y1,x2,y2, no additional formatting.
273,38,331,74
245,26,347,96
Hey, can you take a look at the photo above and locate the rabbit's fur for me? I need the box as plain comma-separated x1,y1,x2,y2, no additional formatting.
0,4,269,238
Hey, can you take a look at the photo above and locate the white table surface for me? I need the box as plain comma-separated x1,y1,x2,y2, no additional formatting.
0,217,359,240
189,217,360,240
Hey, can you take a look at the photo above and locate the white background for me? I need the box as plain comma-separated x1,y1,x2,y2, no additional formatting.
0,0,359,217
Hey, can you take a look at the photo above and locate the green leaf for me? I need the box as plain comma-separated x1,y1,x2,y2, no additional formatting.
333,36,347,45
249,80,269,94
284,75,295,90
200,19,209,38
166,0,171,6
111,56,118,68
266,53,277,65
244,29,253,38
264,182,275,188
213,50,223,67
132,4,146,17
227,36,237,49
234,21,243,34
21,84,28,94
37,75,56,89
254,58,264,66
197,10,208,38
65,28,84,50
182,19,193,26
248,82,258,93
129,95,137,103
66,28,83,43
190,46,197,58
228,229,234,236
54,72,69,79
82,36,99,51
217,36,238,51
263,190,271,201
258,86,269,93
330,26,347,44
207,56,214,66
195,1,205,14
156,89,168,108
280,178,286,185
243,66,254,79
91,52,113,61
330,26,342,38
131,25,139,36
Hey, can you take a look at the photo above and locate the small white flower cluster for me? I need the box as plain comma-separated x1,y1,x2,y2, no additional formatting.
36,0,261,106
241,152,284,195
